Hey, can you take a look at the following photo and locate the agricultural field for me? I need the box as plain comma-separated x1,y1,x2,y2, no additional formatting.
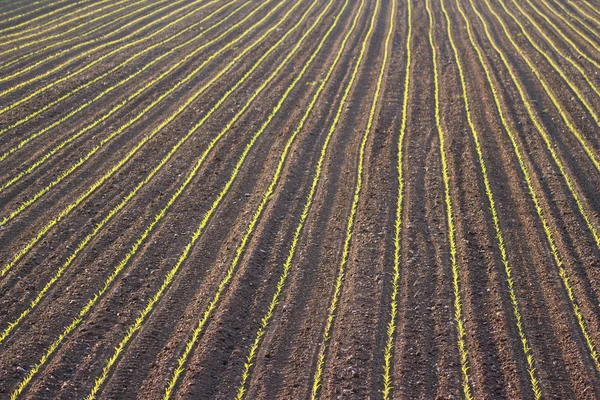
0,0,600,397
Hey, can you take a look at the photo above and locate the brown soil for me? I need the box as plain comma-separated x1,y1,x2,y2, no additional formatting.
1,0,600,398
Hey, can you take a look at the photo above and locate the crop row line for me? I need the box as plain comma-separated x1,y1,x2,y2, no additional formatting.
477,0,600,181
517,0,600,99
0,0,168,72
473,0,600,370
484,1,600,249
0,0,141,49
0,0,99,37
0,0,236,176
0,0,278,319
0,0,206,134
427,0,473,397
310,0,392,398
476,0,600,299
0,0,58,21
502,0,600,127
7,0,307,396
577,0,600,18
0,0,250,345
161,1,361,397
536,0,600,76
381,0,411,397
87,0,352,397
555,0,600,49
440,0,542,396
0,0,277,278
5,0,599,396
546,0,600,50
0,0,238,151
0,0,212,112
231,1,378,399
0,0,205,78
0,0,264,248
474,0,600,250
458,0,600,376
569,0,600,32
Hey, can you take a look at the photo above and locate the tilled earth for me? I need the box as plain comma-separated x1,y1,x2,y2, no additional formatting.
1,0,600,398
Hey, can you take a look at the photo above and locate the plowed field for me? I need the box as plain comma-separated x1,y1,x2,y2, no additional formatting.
1,0,600,398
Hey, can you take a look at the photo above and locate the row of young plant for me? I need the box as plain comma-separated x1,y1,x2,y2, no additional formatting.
5,0,331,397
0,0,277,275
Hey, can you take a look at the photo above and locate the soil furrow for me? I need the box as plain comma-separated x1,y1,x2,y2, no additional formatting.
3,0,600,396
0,0,290,276
448,0,600,395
